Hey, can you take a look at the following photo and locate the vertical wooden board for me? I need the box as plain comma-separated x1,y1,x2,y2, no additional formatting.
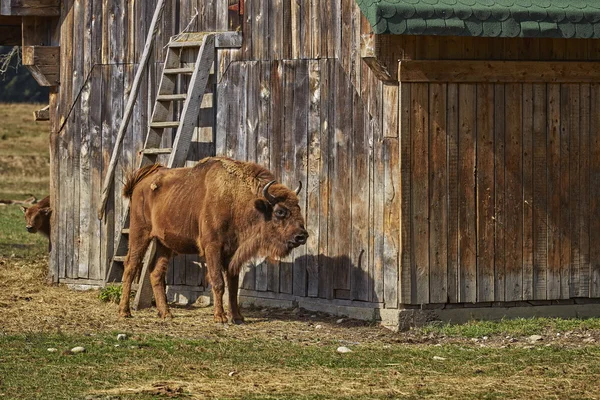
290,0,299,59
399,82,412,304
277,60,294,295
381,83,399,305
340,0,352,82
458,84,476,303
110,63,125,279
547,84,561,299
225,62,240,159
310,0,320,58
306,59,321,298
253,0,269,61
568,84,581,298
267,60,282,293
88,67,103,281
579,84,591,298
282,0,292,59
476,84,495,302
532,84,548,300
270,0,283,59
411,83,429,304
590,84,600,298
255,61,271,292
504,83,523,301
559,84,572,299
101,65,115,282
522,84,534,300
242,0,252,58
447,84,459,304
351,91,371,302
215,62,231,157
78,76,91,279
236,62,248,162
493,84,506,302
331,61,352,298
318,59,333,300
300,0,311,58
49,88,60,281
292,61,309,297
429,83,448,304
383,137,400,308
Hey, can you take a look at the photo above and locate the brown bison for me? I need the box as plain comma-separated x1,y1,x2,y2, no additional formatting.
120,157,308,323
21,195,52,251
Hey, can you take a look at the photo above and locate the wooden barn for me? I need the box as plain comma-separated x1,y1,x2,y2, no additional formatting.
3,0,600,327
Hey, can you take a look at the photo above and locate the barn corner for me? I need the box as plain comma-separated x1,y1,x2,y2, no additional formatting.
5,0,600,329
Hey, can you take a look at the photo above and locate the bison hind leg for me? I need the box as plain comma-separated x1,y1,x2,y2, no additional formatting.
150,243,173,319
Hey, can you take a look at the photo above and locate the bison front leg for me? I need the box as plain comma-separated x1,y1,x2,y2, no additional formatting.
226,271,244,324
150,243,173,319
204,245,228,323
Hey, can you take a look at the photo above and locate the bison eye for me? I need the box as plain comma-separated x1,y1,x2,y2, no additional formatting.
274,209,288,219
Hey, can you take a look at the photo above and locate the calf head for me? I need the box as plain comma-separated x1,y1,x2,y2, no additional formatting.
21,204,51,234
255,180,308,258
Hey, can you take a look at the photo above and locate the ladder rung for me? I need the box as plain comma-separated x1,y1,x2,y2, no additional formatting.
113,256,126,263
150,121,180,128
142,148,172,155
163,67,195,75
168,41,203,48
121,228,130,234
157,94,187,102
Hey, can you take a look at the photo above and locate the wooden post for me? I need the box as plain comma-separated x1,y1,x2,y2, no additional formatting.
97,0,166,220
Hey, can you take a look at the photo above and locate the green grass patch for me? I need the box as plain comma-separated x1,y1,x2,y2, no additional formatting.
419,317,600,338
1,333,599,399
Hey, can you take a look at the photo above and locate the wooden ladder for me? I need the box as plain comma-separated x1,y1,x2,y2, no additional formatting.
105,32,240,310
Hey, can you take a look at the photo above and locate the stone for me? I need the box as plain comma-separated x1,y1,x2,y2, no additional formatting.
528,335,543,343
433,356,446,361
70,346,86,354
116,334,127,341
337,346,352,354
47,348,58,353
315,325,323,330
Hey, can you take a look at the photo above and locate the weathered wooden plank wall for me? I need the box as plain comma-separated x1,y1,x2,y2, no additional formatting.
393,36,600,304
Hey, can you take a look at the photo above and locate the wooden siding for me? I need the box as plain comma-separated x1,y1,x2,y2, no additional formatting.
51,0,600,307
399,81,600,304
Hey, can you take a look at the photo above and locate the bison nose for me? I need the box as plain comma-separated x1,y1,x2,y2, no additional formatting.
295,231,308,245
26,226,34,233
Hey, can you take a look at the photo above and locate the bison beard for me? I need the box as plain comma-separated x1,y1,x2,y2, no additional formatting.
119,157,308,323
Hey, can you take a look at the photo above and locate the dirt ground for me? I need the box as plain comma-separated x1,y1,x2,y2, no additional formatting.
2,255,600,350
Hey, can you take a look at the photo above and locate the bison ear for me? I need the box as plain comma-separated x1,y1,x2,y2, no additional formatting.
20,206,27,214
254,199,271,215
41,207,52,216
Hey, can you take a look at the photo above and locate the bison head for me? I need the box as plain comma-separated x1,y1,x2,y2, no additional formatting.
21,205,51,234
255,180,308,258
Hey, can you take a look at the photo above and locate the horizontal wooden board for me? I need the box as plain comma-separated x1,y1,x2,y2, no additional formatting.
399,61,600,83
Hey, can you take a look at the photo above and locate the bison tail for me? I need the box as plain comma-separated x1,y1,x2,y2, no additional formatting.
122,164,164,198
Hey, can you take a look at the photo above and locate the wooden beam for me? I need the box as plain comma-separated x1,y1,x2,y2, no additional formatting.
361,33,396,83
33,104,49,120
1,0,59,17
21,45,59,86
399,60,600,83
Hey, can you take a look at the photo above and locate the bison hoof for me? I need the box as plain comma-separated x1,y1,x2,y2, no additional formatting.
214,313,228,324
157,310,173,319
119,310,132,318
230,314,245,325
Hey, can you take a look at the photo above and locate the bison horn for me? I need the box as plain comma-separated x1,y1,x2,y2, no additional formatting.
294,181,302,196
263,180,278,205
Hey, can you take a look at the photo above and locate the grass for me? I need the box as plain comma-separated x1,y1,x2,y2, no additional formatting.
419,317,600,338
2,332,600,399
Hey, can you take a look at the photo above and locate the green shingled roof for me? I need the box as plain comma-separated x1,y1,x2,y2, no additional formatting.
356,0,600,38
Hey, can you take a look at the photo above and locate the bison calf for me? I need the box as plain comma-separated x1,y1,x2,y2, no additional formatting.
21,195,52,251
120,157,308,323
